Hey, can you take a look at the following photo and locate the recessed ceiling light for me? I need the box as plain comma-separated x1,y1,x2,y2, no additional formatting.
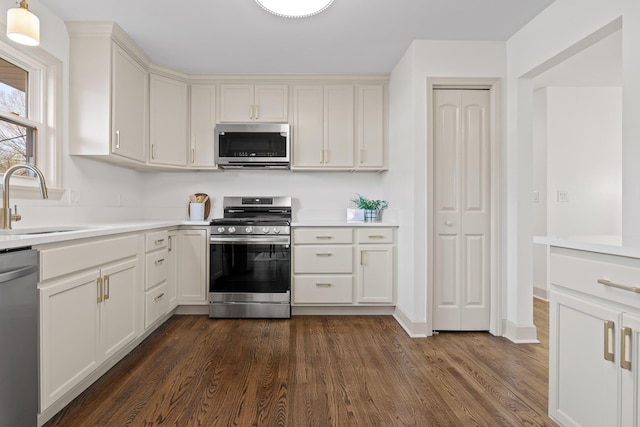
255,0,334,18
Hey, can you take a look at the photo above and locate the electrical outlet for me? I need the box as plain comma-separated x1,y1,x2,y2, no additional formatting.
533,191,540,203
70,190,80,204
557,190,569,203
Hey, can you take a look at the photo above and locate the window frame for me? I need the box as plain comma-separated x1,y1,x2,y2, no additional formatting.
0,35,62,199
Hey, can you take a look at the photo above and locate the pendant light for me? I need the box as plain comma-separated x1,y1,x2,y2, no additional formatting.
7,0,40,46
255,0,334,18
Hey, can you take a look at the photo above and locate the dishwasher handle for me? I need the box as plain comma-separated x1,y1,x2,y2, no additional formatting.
0,265,38,284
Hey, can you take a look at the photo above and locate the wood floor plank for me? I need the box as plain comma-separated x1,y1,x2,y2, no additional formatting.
44,300,556,427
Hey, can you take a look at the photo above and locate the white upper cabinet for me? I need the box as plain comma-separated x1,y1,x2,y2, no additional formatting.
219,84,288,123
68,22,148,165
292,83,387,171
292,85,354,169
356,85,387,169
149,73,188,167
190,84,218,169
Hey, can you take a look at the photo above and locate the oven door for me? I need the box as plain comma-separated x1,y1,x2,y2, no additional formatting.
209,236,290,295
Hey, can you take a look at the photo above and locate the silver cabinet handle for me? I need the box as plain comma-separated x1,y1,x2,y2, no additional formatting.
621,327,632,370
154,292,165,302
315,236,333,239
255,105,259,119
151,144,156,160
315,283,332,287
368,235,385,239
168,235,173,252
115,130,120,149
155,238,165,245
445,221,453,226
155,258,165,265
360,148,365,164
604,320,615,362
315,253,332,257
0,265,37,283
598,279,640,294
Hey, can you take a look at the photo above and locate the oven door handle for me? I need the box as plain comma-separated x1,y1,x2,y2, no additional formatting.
209,236,290,245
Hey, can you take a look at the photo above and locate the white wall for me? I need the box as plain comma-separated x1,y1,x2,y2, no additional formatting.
532,89,548,297
546,87,622,236
532,86,622,298
387,40,505,334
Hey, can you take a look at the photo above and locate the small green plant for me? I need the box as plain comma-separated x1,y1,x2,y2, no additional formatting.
351,194,389,211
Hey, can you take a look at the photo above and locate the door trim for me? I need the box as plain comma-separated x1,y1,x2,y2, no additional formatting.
426,77,502,336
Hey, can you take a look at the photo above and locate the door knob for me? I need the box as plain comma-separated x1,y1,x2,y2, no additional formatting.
445,221,453,226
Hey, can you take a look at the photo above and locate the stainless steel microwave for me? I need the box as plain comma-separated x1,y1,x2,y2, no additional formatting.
214,123,290,169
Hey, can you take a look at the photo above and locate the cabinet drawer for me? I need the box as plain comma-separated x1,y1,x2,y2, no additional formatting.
145,250,168,290
145,230,168,252
145,281,169,328
294,246,353,273
550,247,640,309
293,276,353,303
356,228,394,244
293,228,353,244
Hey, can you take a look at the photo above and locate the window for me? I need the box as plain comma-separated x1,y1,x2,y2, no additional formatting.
0,37,62,195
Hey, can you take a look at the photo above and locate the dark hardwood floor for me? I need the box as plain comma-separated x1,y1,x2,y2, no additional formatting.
45,299,555,426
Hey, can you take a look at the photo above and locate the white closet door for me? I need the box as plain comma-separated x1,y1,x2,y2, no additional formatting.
433,89,491,331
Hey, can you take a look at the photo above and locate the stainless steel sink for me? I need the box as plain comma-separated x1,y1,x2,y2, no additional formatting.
0,226,90,236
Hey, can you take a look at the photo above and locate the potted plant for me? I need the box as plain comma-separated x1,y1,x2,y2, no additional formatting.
351,194,389,222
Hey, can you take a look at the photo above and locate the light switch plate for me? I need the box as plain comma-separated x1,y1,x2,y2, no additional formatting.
557,190,569,202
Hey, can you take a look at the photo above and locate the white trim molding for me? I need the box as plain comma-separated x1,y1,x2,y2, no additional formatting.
503,319,540,344
393,305,428,338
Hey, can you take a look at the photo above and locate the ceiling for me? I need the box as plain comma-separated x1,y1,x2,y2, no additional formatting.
37,0,555,75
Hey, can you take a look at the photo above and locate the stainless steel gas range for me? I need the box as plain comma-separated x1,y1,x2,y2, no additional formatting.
208,196,291,318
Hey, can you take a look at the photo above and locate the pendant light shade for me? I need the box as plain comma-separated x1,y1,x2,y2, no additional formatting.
255,0,334,18
7,0,40,46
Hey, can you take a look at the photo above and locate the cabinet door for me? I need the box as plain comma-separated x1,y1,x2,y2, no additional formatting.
357,245,393,303
178,229,208,302
190,84,217,168
100,258,138,360
40,270,101,411
621,312,640,427
549,290,621,427
219,84,253,122
292,85,324,167
166,231,179,309
149,74,188,166
357,84,385,169
254,85,288,122
324,85,354,167
112,43,147,162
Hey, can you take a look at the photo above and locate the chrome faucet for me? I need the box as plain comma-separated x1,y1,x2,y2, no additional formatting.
1,164,48,229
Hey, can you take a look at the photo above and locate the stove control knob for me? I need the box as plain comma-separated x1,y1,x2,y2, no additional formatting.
262,227,270,233
273,227,280,234
228,227,236,233
217,227,225,233
245,226,253,233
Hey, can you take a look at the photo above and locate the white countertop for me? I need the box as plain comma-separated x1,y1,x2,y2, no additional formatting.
290,221,398,227
0,220,209,250
0,219,400,251
534,235,640,258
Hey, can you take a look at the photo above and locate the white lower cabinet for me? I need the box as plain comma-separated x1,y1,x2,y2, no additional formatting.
549,247,640,427
144,229,170,328
38,235,141,412
292,226,396,306
178,228,209,303
166,230,179,309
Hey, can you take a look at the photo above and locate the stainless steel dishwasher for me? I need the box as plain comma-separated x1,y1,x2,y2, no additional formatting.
0,247,38,427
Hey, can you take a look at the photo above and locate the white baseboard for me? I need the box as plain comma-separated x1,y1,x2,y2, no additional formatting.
393,305,428,337
503,319,540,344
533,286,549,301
